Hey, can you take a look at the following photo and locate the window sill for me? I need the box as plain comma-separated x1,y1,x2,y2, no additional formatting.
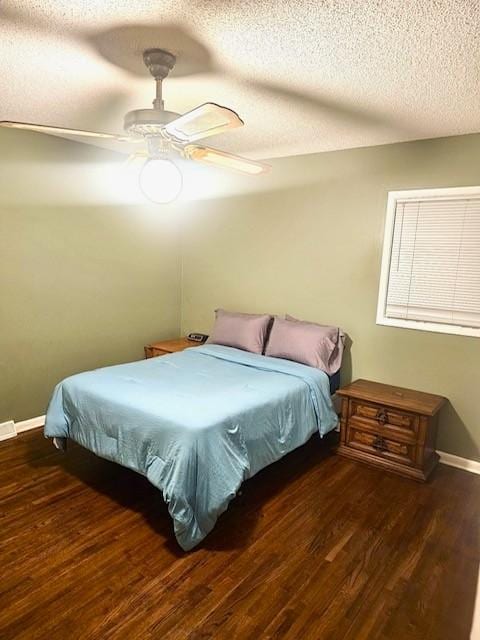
376,315,480,338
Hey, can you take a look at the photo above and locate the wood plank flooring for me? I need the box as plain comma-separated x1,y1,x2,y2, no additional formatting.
0,429,478,639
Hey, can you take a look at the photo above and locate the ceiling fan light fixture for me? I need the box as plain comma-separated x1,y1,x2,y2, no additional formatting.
139,157,183,204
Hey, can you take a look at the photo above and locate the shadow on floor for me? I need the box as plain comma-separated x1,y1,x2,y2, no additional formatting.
26,429,338,554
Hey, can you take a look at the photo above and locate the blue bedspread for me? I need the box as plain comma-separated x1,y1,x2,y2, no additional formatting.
44,345,338,550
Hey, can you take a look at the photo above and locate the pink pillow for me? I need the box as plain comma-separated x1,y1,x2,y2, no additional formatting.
207,309,272,354
265,316,345,374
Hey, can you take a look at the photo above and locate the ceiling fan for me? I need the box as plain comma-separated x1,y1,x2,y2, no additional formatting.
0,49,270,203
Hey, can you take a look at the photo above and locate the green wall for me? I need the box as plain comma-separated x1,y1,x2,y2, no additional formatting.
0,131,181,423
180,133,480,461
2,128,479,461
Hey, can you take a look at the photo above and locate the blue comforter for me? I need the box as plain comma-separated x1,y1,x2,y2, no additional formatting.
44,345,338,550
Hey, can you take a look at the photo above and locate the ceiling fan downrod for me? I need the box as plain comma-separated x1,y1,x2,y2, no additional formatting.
142,49,176,111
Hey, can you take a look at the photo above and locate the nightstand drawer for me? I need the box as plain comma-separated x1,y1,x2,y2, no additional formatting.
349,399,418,442
347,426,416,467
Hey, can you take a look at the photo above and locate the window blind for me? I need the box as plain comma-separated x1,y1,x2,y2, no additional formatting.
385,196,480,329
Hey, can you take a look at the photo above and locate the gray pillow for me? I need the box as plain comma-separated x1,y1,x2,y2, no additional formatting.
207,309,272,354
265,315,345,374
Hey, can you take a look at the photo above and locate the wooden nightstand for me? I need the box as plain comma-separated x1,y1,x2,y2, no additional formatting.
337,379,446,482
144,337,201,359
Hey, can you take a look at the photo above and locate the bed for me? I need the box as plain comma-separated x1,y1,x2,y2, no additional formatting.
44,344,339,550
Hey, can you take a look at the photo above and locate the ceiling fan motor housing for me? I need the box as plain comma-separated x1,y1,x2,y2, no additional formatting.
124,108,180,135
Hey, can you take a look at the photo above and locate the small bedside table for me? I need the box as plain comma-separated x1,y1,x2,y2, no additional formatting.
337,379,446,482
144,337,201,359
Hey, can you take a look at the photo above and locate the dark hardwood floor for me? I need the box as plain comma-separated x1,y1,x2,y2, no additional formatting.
0,429,478,640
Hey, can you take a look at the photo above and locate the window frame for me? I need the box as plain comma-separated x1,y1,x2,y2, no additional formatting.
376,186,480,338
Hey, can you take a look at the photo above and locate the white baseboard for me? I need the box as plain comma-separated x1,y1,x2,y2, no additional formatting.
438,450,480,475
15,415,45,433
0,420,16,441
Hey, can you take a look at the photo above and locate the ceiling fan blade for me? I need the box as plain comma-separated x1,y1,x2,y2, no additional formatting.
164,103,244,143
184,144,270,175
0,121,133,142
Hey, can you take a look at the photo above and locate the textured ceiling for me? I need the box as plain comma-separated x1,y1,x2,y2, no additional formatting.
1,0,480,159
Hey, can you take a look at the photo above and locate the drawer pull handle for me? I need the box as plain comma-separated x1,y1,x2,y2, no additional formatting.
376,409,388,424
372,436,387,451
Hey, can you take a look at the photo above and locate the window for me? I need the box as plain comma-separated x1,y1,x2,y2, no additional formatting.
377,187,480,338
